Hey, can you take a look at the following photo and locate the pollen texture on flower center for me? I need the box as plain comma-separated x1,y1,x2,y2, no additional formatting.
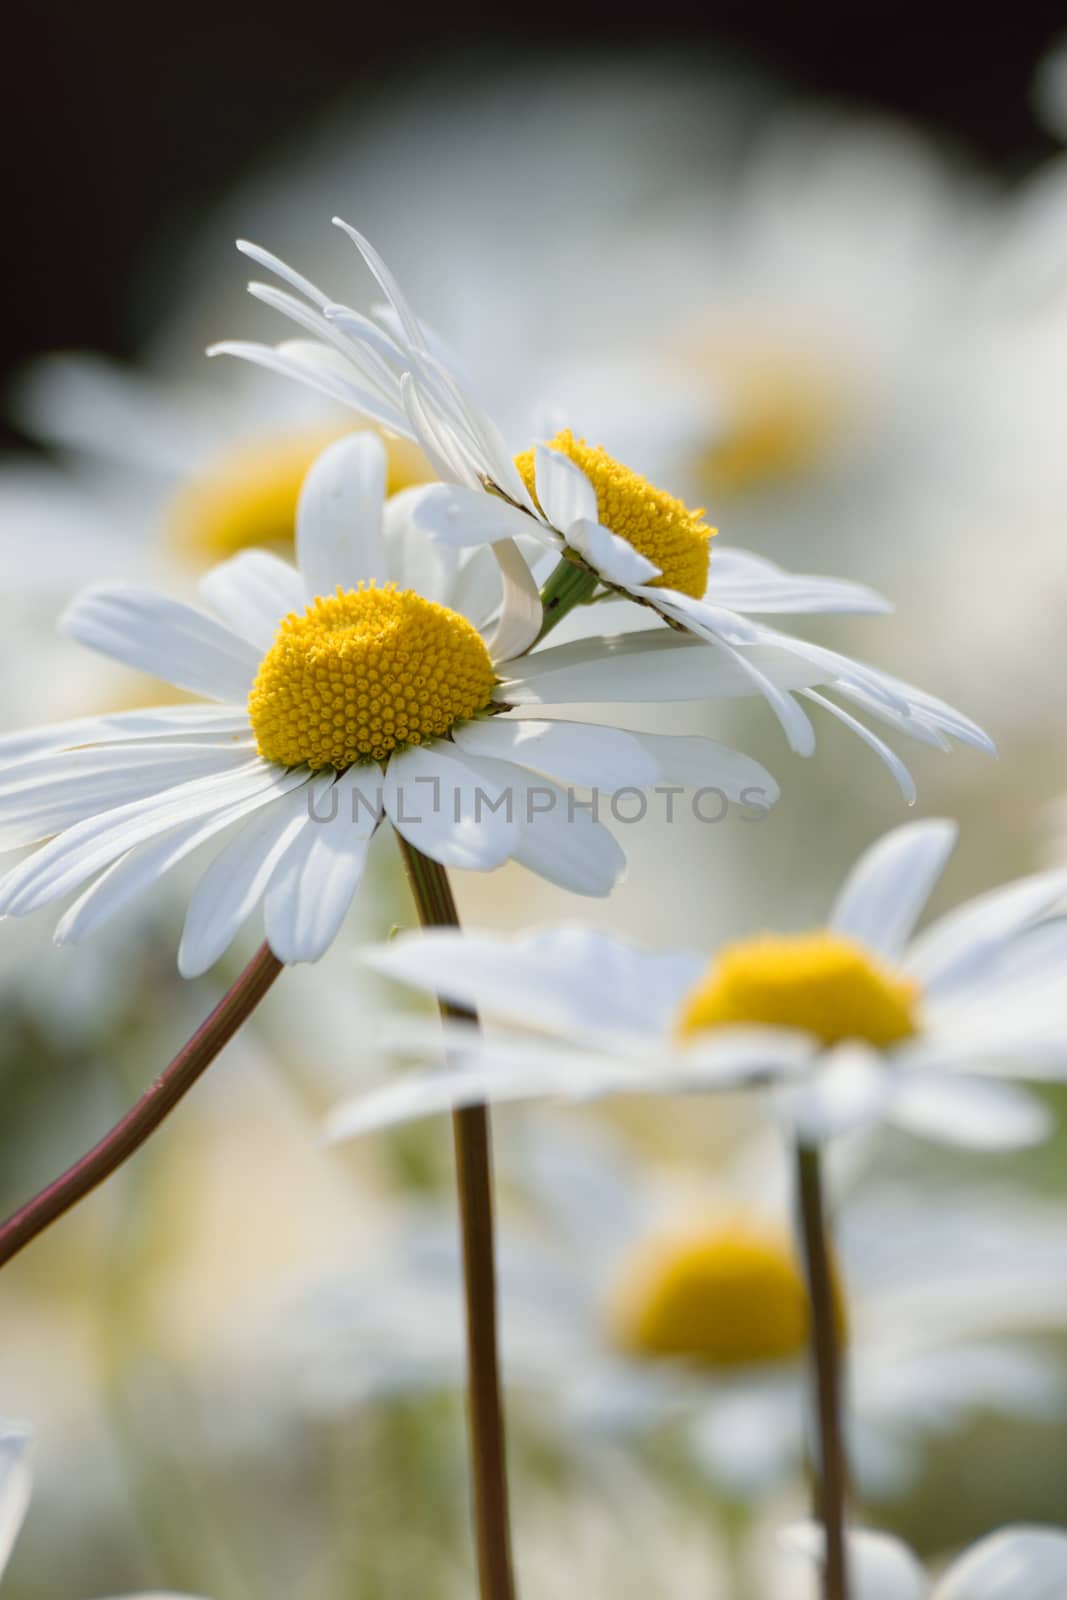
249,584,496,769
514,428,715,599
610,1221,846,1367
676,930,919,1049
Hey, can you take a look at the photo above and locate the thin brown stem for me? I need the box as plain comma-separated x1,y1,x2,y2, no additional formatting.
0,943,283,1269
795,1140,850,1600
397,835,516,1600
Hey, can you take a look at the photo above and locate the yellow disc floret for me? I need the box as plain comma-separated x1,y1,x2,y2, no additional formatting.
514,428,715,599
676,930,920,1049
169,427,430,564
248,584,496,769
610,1220,846,1367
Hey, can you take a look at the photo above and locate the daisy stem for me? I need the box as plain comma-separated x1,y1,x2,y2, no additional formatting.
536,555,599,643
396,836,517,1600
0,942,283,1270
794,1140,850,1600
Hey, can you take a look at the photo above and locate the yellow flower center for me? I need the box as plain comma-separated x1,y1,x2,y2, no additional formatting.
168,427,430,564
514,428,715,599
610,1220,847,1367
676,930,920,1049
248,584,496,769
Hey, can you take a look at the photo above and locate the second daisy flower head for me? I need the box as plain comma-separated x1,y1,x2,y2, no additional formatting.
211,220,993,799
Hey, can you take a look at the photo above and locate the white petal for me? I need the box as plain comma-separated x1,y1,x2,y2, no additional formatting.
801,690,918,805
630,732,780,807
533,445,598,529
54,766,313,943
411,483,544,549
0,761,281,916
0,706,251,767
936,1527,1067,1600
710,549,891,616
907,873,1067,996
452,718,659,790
296,432,387,597
569,519,660,585
889,1072,1053,1151
0,743,258,853
505,767,626,897
486,540,544,663
781,1523,926,1600
178,775,318,976
382,744,520,871
779,1047,891,1145
497,631,826,707
364,926,699,1039
0,1429,32,1580
830,820,958,959
198,550,306,650
208,338,410,435
263,767,383,963
61,586,260,703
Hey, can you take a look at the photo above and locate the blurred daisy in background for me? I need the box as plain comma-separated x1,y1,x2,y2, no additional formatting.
331,820,1067,1149
779,1519,1067,1599
276,1118,1067,1512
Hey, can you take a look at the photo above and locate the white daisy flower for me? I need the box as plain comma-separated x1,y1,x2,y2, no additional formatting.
0,431,778,978
0,1426,202,1597
328,818,1067,1145
209,223,993,801
781,1521,1067,1600
291,1124,1067,1503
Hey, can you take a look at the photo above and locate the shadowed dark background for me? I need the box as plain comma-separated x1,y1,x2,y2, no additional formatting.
3,0,1065,445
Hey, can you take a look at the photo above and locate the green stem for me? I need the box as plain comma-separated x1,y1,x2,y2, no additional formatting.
397,836,517,1600
0,943,283,1269
536,555,599,643
795,1141,850,1600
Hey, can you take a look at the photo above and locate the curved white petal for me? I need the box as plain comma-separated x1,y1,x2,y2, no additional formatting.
296,432,387,598
830,820,958,959
411,483,545,549
452,718,660,790
497,631,826,707
907,872,1067,996
630,732,780,807
0,743,258,853
207,338,410,434
888,1072,1053,1151
506,767,626,897
198,550,306,650
363,926,699,1039
570,519,660,585
382,744,520,871
54,765,313,944
533,445,599,530
178,775,320,977
0,706,251,767
936,1527,1067,1600
61,585,261,703
263,767,383,964
0,760,282,918
801,690,918,804
486,540,544,662
382,486,461,605
0,1429,32,1581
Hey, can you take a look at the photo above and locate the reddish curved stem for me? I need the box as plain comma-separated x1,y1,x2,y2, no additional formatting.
0,943,283,1269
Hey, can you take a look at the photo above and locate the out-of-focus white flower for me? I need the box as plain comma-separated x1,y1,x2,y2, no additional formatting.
781,1519,1067,1599
284,1121,1067,1502
0,433,783,974
212,224,992,800
329,819,1067,1148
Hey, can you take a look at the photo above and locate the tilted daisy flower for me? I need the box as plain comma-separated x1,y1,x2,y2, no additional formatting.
280,1123,1067,1501
328,818,1067,1145
781,1521,1067,1600
0,432,777,978
209,222,992,800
